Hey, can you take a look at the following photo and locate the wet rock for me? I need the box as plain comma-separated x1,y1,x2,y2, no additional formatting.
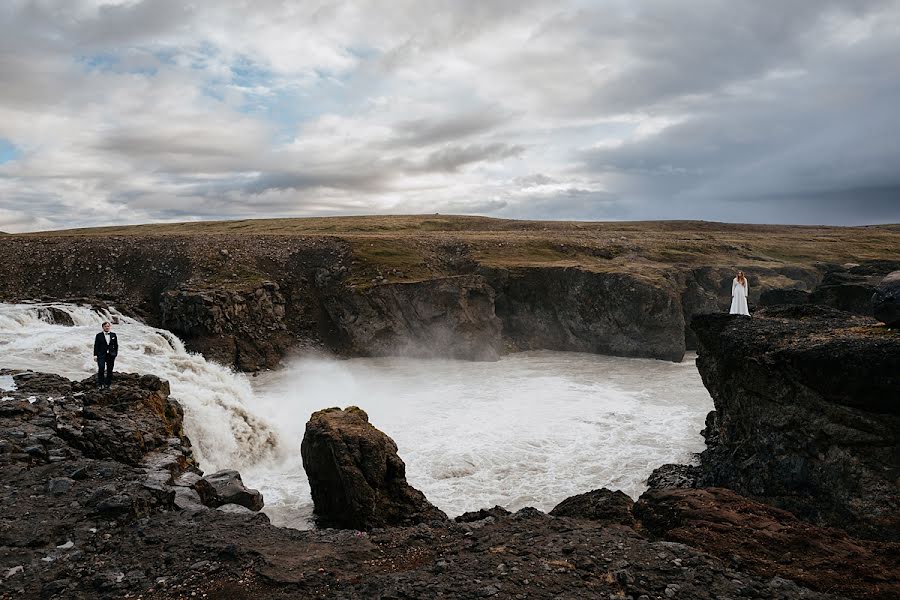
301,406,448,529
808,271,877,315
194,470,264,511
36,306,75,326
872,270,900,327
549,488,635,526
321,275,503,361
489,267,686,361
159,282,292,371
691,309,900,540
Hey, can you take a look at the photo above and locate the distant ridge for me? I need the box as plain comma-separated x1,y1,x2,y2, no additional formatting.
15,214,900,237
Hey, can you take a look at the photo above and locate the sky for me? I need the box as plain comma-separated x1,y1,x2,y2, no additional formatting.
1,0,899,232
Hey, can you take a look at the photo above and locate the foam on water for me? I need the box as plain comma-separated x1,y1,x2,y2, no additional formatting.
0,302,277,470
0,302,713,530
242,352,713,528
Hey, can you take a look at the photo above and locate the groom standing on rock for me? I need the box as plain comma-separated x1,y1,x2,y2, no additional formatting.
93,321,118,389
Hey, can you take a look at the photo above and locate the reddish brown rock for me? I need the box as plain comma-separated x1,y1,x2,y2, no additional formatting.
635,487,900,600
549,488,635,526
300,406,448,530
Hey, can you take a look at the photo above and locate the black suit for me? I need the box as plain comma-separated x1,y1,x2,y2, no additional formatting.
94,332,118,386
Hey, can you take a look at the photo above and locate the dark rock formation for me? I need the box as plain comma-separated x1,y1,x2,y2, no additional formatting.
300,406,448,529
160,281,294,370
759,288,811,307
691,307,900,540
646,463,701,489
489,266,687,361
808,270,877,315
635,487,900,600
320,275,502,361
36,306,75,326
194,469,264,511
454,505,511,523
0,368,860,599
549,488,635,526
873,270,900,327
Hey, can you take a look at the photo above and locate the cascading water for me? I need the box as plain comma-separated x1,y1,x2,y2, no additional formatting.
0,302,713,530
0,302,278,471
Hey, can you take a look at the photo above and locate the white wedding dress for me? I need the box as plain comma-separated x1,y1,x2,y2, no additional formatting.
730,278,750,315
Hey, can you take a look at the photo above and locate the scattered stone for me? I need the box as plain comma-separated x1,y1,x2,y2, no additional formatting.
194,470,264,511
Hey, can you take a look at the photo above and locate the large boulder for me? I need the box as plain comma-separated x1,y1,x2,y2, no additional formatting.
549,488,635,526
194,469,264,511
691,307,900,540
872,270,900,327
634,487,900,600
300,407,447,529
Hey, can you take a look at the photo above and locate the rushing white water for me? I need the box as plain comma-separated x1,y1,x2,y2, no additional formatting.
0,302,277,470
0,302,713,530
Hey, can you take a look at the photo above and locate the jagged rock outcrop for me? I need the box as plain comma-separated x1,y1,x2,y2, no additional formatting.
194,470,264,511
808,270,877,315
634,487,900,600
159,281,294,370
320,275,502,361
489,267,687,361
300,406,448,530
691,306,900,540
873,270,900,327
549,488,635,526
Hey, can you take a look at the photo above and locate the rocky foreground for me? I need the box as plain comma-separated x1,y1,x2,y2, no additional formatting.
1,306,899,599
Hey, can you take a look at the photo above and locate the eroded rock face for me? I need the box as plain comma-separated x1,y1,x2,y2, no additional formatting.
159,281,293,370
634,487,900,600
691,307,900,540
872,270,900,327
490,267,686,361
320,275,502,361
300,406,448,529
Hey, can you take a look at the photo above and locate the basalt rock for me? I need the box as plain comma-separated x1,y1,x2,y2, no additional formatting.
635,487,900,600
872,270,900,327
807,271,877,315
300,406,448,530
320,275,503,361
691,307,900,540
194,469,264,512
488,266,687,361
549,488,635,526
159,281,293,370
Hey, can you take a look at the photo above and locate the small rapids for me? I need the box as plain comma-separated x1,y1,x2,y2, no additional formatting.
0,302,713,529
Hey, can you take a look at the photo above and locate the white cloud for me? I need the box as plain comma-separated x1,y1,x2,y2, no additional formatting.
0,0,899,231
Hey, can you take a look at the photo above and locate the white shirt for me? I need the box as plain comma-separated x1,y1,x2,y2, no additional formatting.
104,332,111,345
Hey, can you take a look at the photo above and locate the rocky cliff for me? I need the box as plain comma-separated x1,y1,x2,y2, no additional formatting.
689,306,900,540
1,217,898,370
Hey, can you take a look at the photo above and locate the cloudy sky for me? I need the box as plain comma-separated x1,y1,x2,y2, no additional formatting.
1,0,899,232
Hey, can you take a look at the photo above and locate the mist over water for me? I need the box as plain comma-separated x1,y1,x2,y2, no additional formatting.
0,303,713,530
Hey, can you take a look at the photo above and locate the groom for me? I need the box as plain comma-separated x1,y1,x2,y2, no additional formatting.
93,321,118,389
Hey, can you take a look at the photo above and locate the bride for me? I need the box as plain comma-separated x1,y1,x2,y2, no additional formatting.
730,270,750,316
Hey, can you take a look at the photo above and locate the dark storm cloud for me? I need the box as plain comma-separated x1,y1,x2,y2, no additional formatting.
392,110,512,147
419,142,524,173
